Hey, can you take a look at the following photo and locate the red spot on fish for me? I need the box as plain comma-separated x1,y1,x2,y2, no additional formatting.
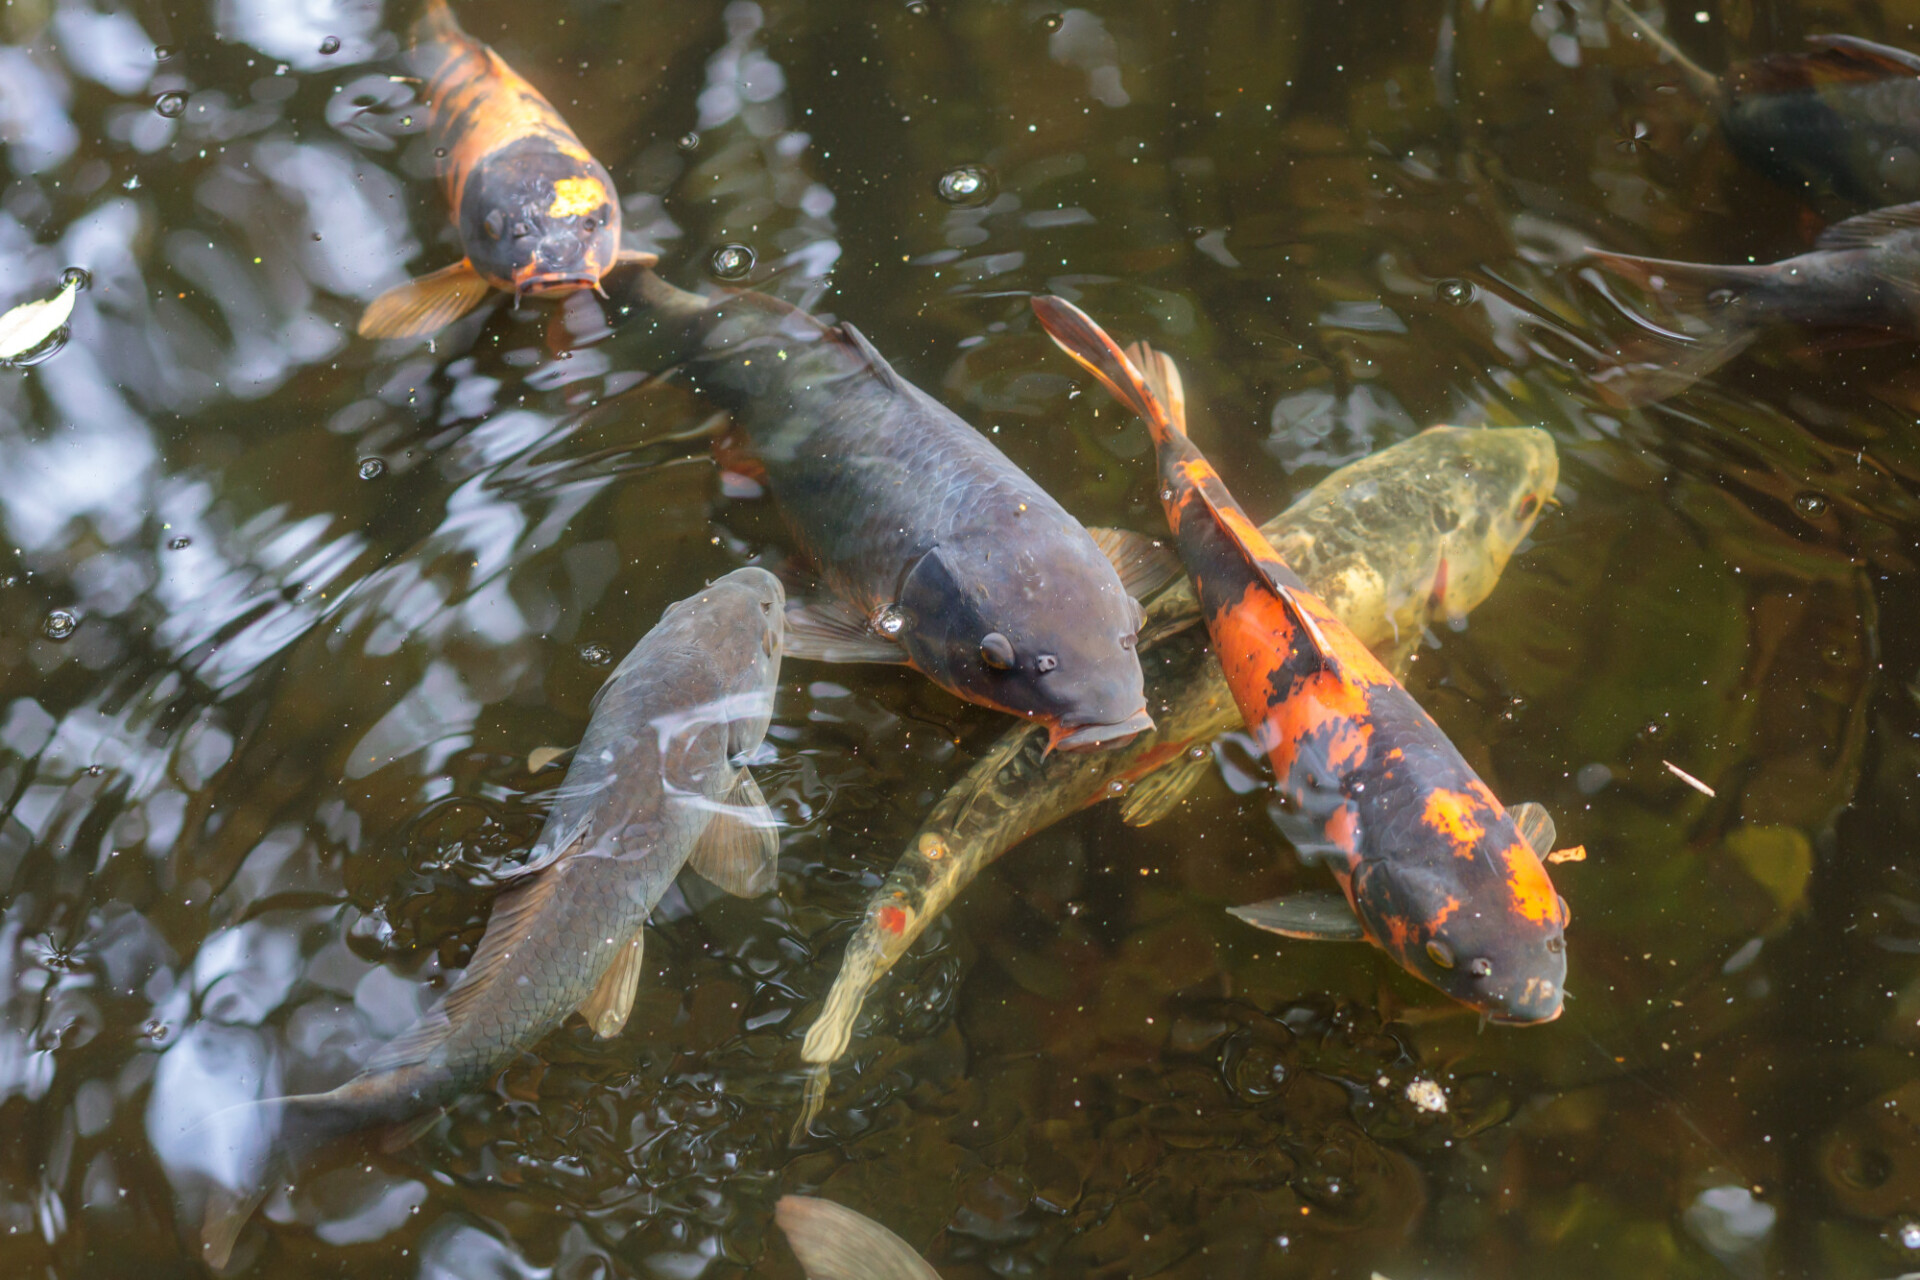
877,906,907,936
1429,556,1449,613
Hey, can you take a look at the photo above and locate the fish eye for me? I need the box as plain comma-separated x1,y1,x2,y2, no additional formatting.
1425,939,1455,970
758,599,773,616
1035,653,1058,673
1547,935,1564,954
511,220,531,239
1467,957,1494,979
979,632,1016,670
1518,494,1540,520
581,217,596,232
484,210,506,240
1120,633,1136,650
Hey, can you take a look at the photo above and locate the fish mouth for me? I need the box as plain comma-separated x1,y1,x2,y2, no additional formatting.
514,272,599,298
1046,708,1154,753
1484,1001,1564,1027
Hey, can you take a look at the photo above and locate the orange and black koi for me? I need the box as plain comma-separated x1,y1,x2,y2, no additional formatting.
357,0,654,339
1033,296,1569,1024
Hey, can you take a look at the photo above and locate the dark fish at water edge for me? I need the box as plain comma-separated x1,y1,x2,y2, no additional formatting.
357,0,655,339
1586,201,1920,403
195,568,787,1265
631,268,1173,753
1035,296,1570,1024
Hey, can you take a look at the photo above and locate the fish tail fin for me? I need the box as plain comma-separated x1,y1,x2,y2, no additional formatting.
1586,250,1764,405
775,1197,943,1280
791,1064,831,1144
201,1182,270,1270
190,1090,333,1267
1607,0,1721,100
1030,296,1180,446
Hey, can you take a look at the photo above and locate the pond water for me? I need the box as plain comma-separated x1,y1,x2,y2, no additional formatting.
1,0,1918,1276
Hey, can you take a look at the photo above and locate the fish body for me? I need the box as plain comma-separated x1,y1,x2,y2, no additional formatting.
1033,297,1568,1024
635,271,1165,752
1588,202,1920,402
1611,4,1920,207
201,568,786,1263
795,425,1557,1127
358,0,653,339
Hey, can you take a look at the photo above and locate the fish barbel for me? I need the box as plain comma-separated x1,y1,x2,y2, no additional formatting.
794,419,1557,1133
200,568,786,1264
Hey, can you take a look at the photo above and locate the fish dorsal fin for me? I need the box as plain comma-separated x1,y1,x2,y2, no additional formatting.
1803,33,1920,78
775,1196,942,1280
1228,892,1368,942
1510,801,1557,857
357,259,491,340
1124,340,1188,433
1088,527,1184,601
1814,202,1920,251
782,597,907,664
577,930,645,1038
686,768,781,896
1119,750,1213,826
836,322,912,396
363,865,570,1072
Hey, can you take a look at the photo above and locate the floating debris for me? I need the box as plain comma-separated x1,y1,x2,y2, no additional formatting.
1664,759,1716,797
1404,1078,1449,1113
42,610,77,641
1548,844,1588,864
0,270,87,365
935,164,995,205
709,243,755,280
527,746,568,773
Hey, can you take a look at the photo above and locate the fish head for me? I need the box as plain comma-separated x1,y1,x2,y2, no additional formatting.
891,542,1151,750
457,145,623,296
1419,426,1559,622
1351,840,1567,1025
654,567,786,755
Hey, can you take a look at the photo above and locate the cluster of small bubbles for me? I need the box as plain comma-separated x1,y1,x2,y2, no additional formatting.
1435,278,1475,306
677,131,701,153
319,35,342,55
1793,491,1830,517
709,244,754,280
357,457,387,480
167,535,191,550
60,267,90,292
154,91,187,118
935,164,994,205
578,643,612,666
1040,12,1063,30
42,610,76,640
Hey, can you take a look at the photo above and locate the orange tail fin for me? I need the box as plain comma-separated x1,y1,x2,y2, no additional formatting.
1031,297,1180,446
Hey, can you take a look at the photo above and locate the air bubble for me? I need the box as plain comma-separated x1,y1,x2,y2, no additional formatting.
319,35,342,55
936,164,994,205
167,536,191,550
154,45,175,61
709,244,755,280
1890,1215,1920,1252
140,1019,169,1041
678,131,701,153
60,267,90,292
1040,12,1063,30
433,146,447,158
1793,491,1829,517
905,0,929,12
874,605,909,637
1435,278,1474,306
86,764,103,777
578,643,612,666
154,91,187,118
42,610,76,640
358,457,387,480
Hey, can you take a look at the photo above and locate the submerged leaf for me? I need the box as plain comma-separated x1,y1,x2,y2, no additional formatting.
0,275,80,363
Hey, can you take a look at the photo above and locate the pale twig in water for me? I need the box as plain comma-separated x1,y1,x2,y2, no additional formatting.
1663,760,1715,797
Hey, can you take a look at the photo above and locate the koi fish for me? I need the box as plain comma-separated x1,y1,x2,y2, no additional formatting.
793,423,1558,1133
633,270,1176,751
199,568,786,1264
1611,2,1920,209
1033,296,1570,1023
1587,202,1920,403
776,1196,941,1280
357,0,655,339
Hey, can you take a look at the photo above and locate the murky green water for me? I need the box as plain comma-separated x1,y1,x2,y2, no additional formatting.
2,0,1919,1275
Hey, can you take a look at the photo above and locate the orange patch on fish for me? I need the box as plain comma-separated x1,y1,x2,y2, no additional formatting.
1322,805,1360,854
1501,842,1563,925
548,176,605,218
876,906,908,936
1422,788,1489,854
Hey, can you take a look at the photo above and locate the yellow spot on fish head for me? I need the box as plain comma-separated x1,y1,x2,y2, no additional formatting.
549,175,606,219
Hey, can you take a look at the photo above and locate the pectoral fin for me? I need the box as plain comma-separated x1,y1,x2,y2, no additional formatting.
1119,751,1213,826
578,931,645,1038
687,769,780,896
357,259,491,339
613,247,661,268
1089,527,1184,601
775,1196,942,1280
1510,801,1556,857
378,1105,448,1153
1228,891,1367,941
783,598,907,664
